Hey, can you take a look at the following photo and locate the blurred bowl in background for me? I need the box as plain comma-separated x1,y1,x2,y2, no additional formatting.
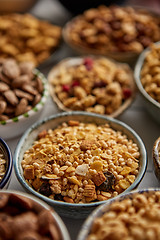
0,0,39,13
0,138,13,189
134,42,160,124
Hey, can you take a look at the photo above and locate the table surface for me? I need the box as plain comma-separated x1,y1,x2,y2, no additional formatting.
5,0,160,239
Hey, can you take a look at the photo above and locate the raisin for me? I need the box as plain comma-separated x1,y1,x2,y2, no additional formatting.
54,194,63,201
47,160,55,165
39,182,52,197
97,171,115,191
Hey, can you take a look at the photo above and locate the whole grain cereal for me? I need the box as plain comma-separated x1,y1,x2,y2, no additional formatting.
87,191,160,240
141,44,160,103
22,120,140,204
49,57,134,115
0,151,6,183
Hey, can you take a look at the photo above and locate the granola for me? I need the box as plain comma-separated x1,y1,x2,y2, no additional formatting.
49,57,134,116
87,191,160,240
22,120,140,204
0,151,6,183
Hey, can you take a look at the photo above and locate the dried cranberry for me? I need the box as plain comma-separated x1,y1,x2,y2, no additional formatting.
97,171,115,191
39,182,52,197
93,81,106,88
72,80,80,87
123,88,132,99
83,57,94,70
62,84,70,92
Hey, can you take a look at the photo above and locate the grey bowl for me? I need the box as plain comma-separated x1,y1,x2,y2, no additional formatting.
14,111,147,219
77,188,160,240
134,42,160,124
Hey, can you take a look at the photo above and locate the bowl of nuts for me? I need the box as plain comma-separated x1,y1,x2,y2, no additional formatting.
0,59,48,140
0,138,13,189
77,188,160,240
153,136,160,182
63,6,160,63
14,111,147,218
0,190,70,240
134,42,160,124
0,13,62,67
48,56,136,117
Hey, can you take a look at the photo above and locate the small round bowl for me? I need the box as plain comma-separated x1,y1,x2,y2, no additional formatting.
14,111,147,219
0,69,48,140
134,42,160,124
0,138,13,189
48,56,136,118
153,136,160,181
77,188,160,240
0,190,70,240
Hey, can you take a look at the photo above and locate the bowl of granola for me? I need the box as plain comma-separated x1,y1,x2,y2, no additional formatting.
14,111,147,218
77,188,160,240
63,6,160,63
153,136,160,182
0,190,70,240
134,42,160,124
0,138,13,189
0,59,48,140
48,56,136,117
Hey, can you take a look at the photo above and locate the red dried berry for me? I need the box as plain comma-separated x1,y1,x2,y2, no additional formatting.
83,57,94,70
72,80,80,87
123,88,132,99
62,84,70,92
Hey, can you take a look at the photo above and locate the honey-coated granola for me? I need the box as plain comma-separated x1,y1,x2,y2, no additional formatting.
0,151,6,183
87,191,160,240
22,120,140,204
0,13,61,66
141,44,160,103
50,57,133,115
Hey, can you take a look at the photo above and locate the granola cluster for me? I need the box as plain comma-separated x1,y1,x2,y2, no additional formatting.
141,44,160,103
0,13,61,66
50,57,133,116
66,5,160,54
22,120,140,204
87,191,160,240
0,151,6,183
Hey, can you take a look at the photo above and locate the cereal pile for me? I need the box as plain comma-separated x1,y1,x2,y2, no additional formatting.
50,57,133,115
0,192,62,240
67,6,160,53
22,120,140,204
0,13,61,66
0,59,44,121
141,44,160,103
87,191,160,240
0,151,6,182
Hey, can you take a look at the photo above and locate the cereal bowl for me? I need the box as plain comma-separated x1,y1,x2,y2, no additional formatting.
0,138,13,189
0,61,49,140
77,188,160,240
134,42,160,124
48,56,136,118
14,112,147,218
63,6,160,63
153,136,160,181
0,190,70,240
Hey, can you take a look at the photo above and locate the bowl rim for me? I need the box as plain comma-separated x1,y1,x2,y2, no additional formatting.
0,137,13,188
0,189,71,240
14,111,147,208
48,55,136,118
0,68,49,126
77,187,160,240
134,41,160,109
